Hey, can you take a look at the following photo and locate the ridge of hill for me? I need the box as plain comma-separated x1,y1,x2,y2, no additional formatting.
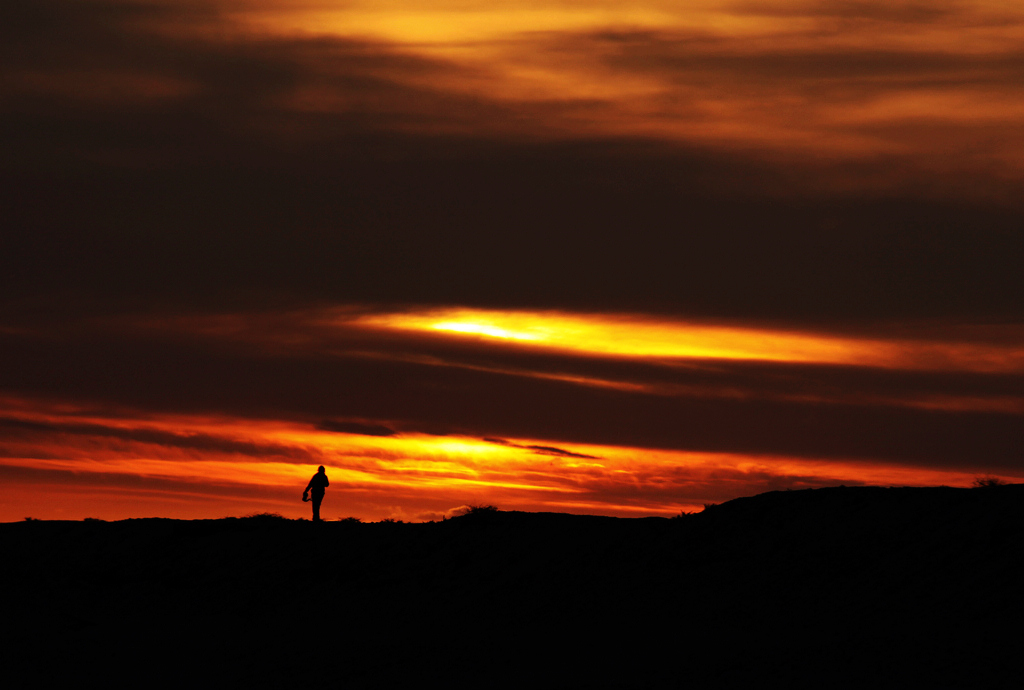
4,485,1023,686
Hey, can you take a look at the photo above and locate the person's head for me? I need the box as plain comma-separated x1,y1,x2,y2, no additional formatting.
318,465,325,473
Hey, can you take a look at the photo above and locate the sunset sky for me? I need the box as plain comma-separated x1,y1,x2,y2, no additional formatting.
1,0,1022,521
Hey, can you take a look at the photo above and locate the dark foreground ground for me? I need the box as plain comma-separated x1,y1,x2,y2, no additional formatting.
4,485,1024,687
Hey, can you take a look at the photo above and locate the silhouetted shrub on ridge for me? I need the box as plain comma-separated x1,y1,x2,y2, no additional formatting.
973,477,1008,489
460,505,498,515
240,512,290,521
449,504,501,524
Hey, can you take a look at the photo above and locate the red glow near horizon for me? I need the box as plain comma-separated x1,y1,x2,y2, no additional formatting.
0,396,1012,522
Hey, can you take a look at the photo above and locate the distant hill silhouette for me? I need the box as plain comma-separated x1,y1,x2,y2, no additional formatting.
4,485,1023,686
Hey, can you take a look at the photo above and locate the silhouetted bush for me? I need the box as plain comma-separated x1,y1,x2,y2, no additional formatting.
449,504,501,524
973,477,1007,489
460,505,498,515
338,516,362,523
240,512,290,521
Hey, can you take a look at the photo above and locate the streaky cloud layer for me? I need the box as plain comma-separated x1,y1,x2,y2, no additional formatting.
0,307,1020,522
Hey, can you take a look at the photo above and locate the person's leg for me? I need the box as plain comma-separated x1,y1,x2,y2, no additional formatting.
313,495,322,521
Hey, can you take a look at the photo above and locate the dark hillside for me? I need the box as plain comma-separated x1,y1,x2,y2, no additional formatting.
4,486,1024,686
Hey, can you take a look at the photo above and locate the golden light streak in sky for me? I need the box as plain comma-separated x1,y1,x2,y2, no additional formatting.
351,308,1024,373
103,309,1024,413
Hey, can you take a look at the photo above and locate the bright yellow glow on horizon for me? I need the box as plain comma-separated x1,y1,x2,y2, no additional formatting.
2,396,1011,523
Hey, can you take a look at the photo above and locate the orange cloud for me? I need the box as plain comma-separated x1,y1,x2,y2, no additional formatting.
11,0,1024,195
225,0,1024,183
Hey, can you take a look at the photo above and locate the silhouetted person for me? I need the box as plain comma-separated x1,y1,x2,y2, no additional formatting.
303,466,329,522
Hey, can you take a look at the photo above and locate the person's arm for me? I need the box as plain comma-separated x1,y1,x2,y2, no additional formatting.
324,476,329,488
